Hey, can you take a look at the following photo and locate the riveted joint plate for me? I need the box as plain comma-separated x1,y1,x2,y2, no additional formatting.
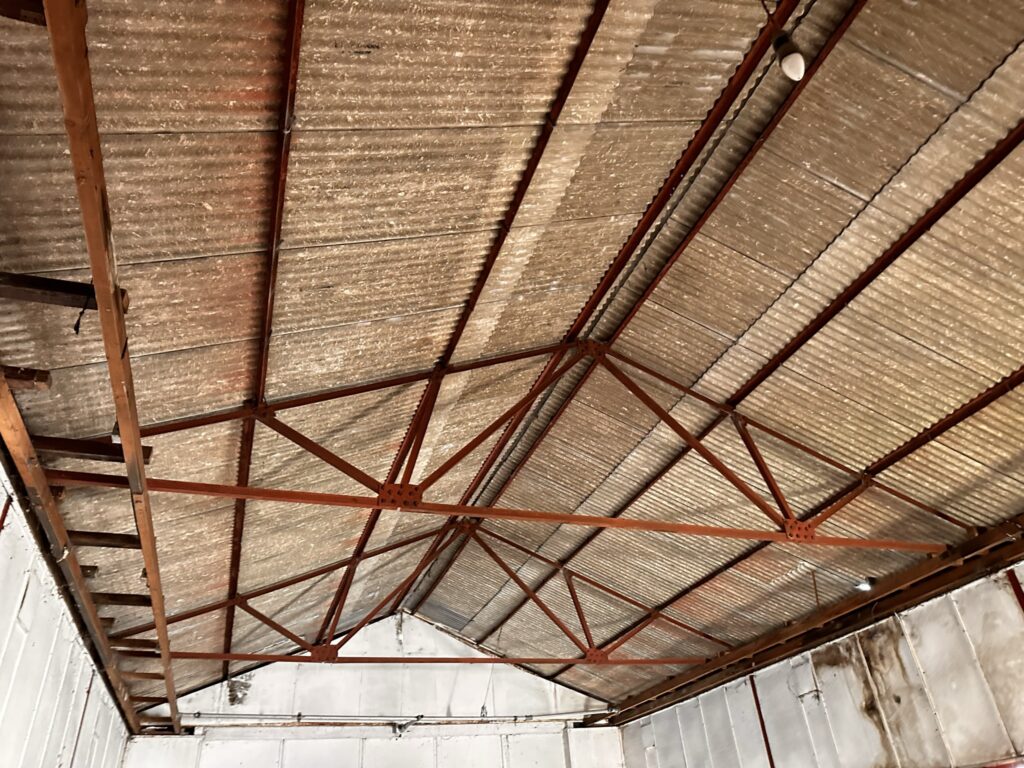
378,483,422,508
310,643,338,662
577,339,608,359
784,519,815,542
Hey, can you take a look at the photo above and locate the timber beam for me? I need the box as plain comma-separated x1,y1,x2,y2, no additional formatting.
68,530,142,549
3,365,51,391
33,435,152,464
42,0,180,732
0,271,127,312
0,0,45,24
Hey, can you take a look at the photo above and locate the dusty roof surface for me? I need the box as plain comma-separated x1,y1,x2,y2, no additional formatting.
1,0,1022,724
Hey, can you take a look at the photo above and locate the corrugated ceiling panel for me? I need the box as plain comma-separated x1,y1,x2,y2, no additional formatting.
334,542,436,635
281,127,534,248
265,305,459,397
272,232,489,336
295,0,591,129
878,441,1024,530
698,150,865,278
235,500,365,595
423,538,518,632
452,216,640,362
916,389,1024,485
102,132,277,263
515,122,698,226
766,42,957,200
641,233,794,339
614,302,734,387
90,0,287,132
845,0,1024,101
0,17,62,135
15,341,255,438
0,134,88,273
559,0,765,124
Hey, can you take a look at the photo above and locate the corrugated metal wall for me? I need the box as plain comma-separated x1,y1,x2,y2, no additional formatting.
0,470,127,768
622,564,1024,768
123,726,624,768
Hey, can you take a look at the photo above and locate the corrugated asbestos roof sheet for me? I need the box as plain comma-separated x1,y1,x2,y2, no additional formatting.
1,0,1022,714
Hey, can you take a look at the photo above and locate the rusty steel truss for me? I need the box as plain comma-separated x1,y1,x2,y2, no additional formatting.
3,0,1023,735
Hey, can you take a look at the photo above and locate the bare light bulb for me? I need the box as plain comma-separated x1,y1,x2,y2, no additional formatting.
773,32,805,81
855,577,877,592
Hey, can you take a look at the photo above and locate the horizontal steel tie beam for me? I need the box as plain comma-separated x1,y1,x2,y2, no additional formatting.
170,651,706,666
47,469,946,553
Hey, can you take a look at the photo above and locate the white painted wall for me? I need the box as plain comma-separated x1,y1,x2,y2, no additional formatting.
149,613,606,725
123,724,625,768
125,613,622,768
0,470,128,768
621,563,1024,768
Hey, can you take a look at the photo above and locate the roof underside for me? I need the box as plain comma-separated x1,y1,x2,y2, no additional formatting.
1,0,1023,721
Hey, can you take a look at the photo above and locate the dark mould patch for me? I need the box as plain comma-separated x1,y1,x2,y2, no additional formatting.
227,673,253,705
813,641,855,669
860,619,909,682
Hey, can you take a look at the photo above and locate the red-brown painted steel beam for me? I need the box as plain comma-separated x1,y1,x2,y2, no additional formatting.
602,511,1024,725
42,0,181,732
339,0,615,622
0,378,142,732
601,355,786,526
221,0,306,683
579,364,1024,713
258,415,382,493
751,677,778,768
732,414,794,523
0,495,10,537
1008,570,1024,616
170,651,706,666
237,599,314,652
316,372,442,642
479,52,1020,649
476,527,730,650
610,349,975,532
405,0,803,610
564,573,595,650
135,343,574,439
112,525,448,639
330,528,460,653
3,365,52,392
471,530,589,653
46,469,945,553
